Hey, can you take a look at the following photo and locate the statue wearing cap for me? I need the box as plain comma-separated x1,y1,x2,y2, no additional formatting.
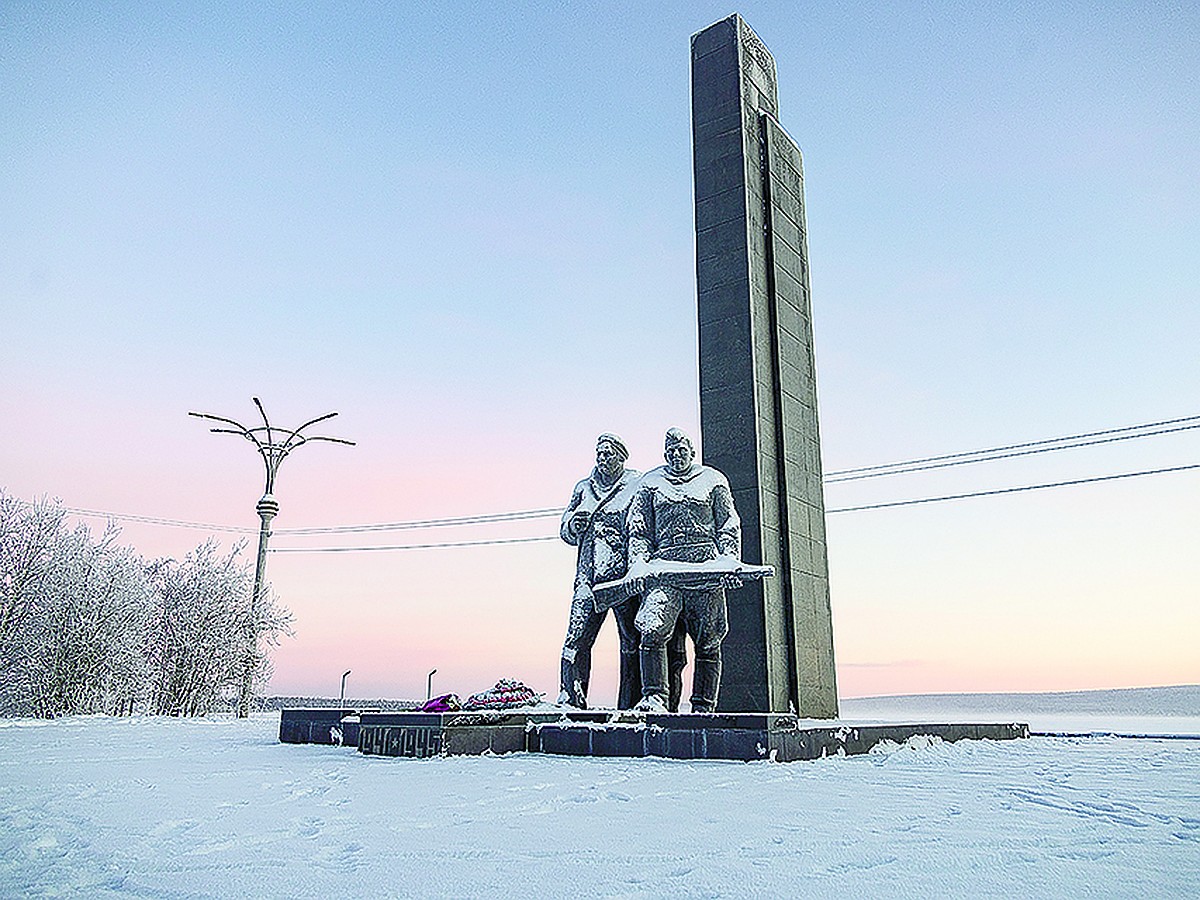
557,434,643,708
627,428,744,713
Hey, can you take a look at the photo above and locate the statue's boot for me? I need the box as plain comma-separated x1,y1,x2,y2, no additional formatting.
690,651,722,713
558,656,587,709
667,638,687,713
576,648,592,702
617,649,639,710
635,647,669,712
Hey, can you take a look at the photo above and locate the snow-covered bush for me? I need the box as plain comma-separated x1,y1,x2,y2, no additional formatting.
0,494,151,716
0,493,69,715
0,490,291,717
145,540,292,717
23,523,153,717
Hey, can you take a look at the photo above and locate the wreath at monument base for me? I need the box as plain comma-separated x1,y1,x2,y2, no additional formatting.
419,679,542,713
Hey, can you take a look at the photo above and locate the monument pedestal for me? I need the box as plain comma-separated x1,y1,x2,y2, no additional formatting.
279,707,359,746
524,713,1028,762
280,709,1028,762
356,710,608,758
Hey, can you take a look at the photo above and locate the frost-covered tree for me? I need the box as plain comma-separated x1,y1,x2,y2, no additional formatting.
0,489,292,718
24,524,152,717
0,493,64,645
145,540,291,716
1,492,152,716
0,493,67,715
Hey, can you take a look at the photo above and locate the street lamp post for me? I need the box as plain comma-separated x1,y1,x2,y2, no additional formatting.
427,668,437,700
190,397,353,718
340,669,352,705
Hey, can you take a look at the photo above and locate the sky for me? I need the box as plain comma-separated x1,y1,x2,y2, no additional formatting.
2,1,1197,704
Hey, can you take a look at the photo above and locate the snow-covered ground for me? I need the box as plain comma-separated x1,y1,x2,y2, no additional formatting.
845,685,1200,736
2,704,1198,898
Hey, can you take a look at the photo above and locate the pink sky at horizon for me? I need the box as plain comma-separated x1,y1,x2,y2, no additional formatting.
10,444,1195,707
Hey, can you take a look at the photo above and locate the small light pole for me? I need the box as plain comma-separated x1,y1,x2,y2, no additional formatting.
426,668,438,700
190,397,353,718
340,669,352,705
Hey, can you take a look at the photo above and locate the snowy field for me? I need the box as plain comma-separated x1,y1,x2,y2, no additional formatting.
2,707,1198,898
844,685,1200,737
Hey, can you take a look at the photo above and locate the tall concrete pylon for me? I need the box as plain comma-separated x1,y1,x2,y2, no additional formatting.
691,14,838,716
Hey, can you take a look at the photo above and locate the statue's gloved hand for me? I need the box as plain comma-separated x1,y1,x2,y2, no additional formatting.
718,554,742,589
627,558,651,580
568,509,591,538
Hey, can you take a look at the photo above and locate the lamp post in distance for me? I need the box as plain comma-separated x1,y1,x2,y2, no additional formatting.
340,669,352,705
427,668,437,700
189,397,354,718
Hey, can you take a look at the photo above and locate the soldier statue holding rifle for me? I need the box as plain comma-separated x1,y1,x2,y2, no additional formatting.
617,428,769,713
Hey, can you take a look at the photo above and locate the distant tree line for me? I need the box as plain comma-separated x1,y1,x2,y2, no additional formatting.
262,696,421,711
0,491,291,718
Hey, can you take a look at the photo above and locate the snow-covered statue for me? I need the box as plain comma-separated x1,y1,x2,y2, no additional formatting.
557,434,643,709
619,428,769,713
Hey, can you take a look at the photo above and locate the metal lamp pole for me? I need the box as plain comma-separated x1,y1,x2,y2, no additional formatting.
340,669,352,705
190,397,353,718
427,668,437,700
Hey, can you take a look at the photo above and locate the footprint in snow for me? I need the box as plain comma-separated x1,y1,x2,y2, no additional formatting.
294,816,325,838
149,819,200,839
337,842,364,872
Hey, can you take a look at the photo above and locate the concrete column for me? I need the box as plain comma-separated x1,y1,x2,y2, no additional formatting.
691,14,838,717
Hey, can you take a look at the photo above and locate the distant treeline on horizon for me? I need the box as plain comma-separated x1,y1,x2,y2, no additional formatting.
262,696,423,711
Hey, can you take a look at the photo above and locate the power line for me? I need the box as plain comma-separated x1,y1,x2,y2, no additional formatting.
24,413,1200,537
825,422,1200,483
268,535,560,553
265,462,1200,552
47,506,256,534
276,507,562,535
826,462,1200,514
250,412,1200,531
826,413,1200,478
33,504,561,535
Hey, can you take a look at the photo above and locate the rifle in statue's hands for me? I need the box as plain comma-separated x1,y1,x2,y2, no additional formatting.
591,557,775,612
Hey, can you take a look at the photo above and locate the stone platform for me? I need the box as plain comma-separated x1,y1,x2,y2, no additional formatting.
281,709,1028,762
279,707,360,746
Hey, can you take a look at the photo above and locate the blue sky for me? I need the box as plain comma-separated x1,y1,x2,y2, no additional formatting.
3,1,1197,700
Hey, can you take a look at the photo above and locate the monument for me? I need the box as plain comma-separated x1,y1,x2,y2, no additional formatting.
691,15,839,716
280,14,1031,760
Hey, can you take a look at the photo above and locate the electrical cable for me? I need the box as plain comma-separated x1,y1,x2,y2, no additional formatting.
825,462,1200,514
276,507,562,535
824,422,1200,483
49,506,257,534
11,501,558,535
826,413,1200,477
17,413,1199,538
264,462,1200,552
268,535,560,553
